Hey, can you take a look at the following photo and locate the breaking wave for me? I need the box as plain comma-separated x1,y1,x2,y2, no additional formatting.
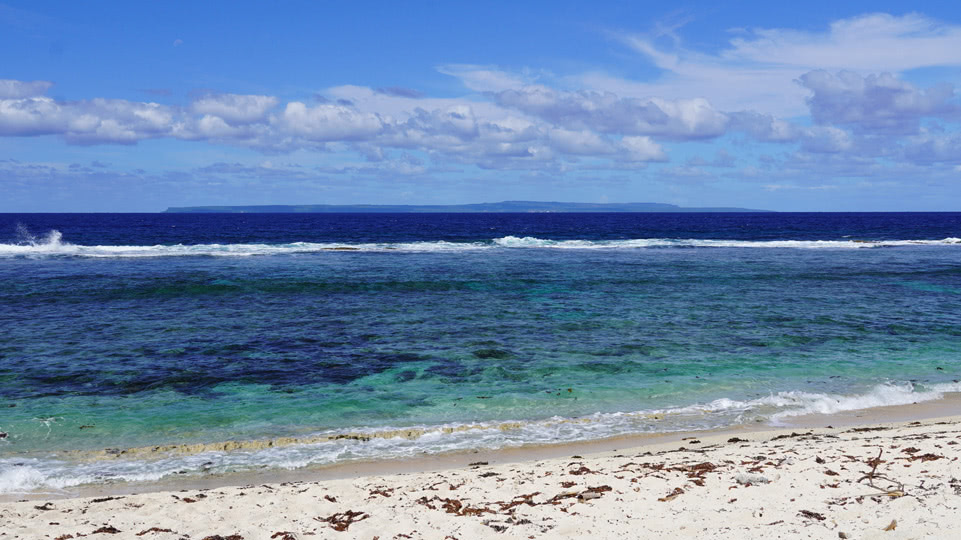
2,231,960,259
3,381,958,494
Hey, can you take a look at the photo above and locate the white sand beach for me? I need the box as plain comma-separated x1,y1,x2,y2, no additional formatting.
2,410,960,540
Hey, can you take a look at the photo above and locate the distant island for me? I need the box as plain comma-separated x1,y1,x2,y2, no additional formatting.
164,201,771,213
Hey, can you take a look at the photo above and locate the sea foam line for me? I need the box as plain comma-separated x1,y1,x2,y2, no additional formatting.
2,231,960,258
2,381,958,494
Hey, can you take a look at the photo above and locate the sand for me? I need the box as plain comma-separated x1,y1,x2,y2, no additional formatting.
2,415,960,539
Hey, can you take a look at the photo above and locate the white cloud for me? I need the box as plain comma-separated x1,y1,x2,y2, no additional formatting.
0,96,66,136
0,79,53,99
725,13,961,72
903,132,961,164
191,94,279,124
603,13,961,117
620,136,667,162
278,101,384,141
799,70,957,134
495,87,728,140
799,126,854,154
548,128,613,155
437,64,534,92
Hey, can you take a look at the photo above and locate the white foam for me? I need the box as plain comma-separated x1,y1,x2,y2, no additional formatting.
2,231,961,259
0,463,47,493
3,381,957,494
0,231,961,258
493,236,961,250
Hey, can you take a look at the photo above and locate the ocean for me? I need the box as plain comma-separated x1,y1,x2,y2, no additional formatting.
1,212,960,494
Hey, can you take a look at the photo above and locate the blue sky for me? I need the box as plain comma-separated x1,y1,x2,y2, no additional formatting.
3,1,961,211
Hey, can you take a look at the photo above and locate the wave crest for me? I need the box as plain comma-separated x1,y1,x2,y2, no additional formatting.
2,230,960,259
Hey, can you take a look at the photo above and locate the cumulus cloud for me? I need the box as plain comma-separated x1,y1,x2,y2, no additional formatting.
799,126,854,154
728,112,799,142
548,128,614,156
495,87,728,140
0,91,175,143
191,93,279,124
903,133,961,164
5,11,961,184
799,70,957,134
619,136,667,162
278,101,385,141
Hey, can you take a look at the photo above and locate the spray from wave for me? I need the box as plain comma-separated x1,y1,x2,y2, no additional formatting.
10,224,67,251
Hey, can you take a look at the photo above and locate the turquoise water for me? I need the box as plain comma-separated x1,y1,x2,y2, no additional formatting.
1,213,960,492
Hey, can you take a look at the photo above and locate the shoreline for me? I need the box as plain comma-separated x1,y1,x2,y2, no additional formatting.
2,409,960,539
5,393,960,503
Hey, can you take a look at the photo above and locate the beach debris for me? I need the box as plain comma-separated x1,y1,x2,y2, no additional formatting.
91,496,123,503
79,425,95,429
770,431,812,441
838,533,850,539
417,496,494,517
499,492,541,510
316,510,371,531
658,487,684,502
370,487,394,497
91,525,122,534
34,502,55,511
727,437,747,443
468,461,488,467
270,532,296,540
735,473,770,485
684,462,716,477
200,536,243,540
883,519,897,531
577,486,612,501
136,528,174,536
569,465,598,475
484,521,509,532
547,491,580,504
908,453,943,462
54,535,74,540
324,495,337,502
0,432,7,439
798,510,826,521
858,448,905,495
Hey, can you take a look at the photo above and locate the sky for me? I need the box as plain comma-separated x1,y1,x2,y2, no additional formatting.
3,1,961,212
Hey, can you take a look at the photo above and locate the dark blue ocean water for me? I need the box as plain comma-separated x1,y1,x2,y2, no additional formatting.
1,212,960,493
